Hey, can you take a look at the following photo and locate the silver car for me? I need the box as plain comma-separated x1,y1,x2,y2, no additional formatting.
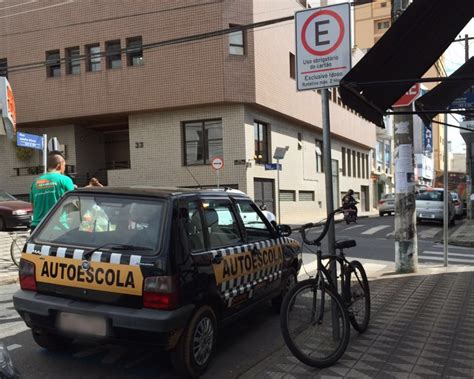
416,188,455,225
451,192,464,218
379,193,395,216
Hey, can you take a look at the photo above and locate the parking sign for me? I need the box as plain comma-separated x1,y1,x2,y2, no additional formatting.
295,3,351,91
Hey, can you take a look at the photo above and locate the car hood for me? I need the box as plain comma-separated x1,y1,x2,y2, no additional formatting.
0,200,32,211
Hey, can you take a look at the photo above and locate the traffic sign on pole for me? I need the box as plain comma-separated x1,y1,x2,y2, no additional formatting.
211,157,224,170
295,3,351,91
392,83,421,107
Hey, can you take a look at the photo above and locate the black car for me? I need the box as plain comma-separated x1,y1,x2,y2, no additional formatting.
13,187,301,377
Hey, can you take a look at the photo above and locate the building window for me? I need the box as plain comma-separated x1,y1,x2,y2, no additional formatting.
385,144,391,169
376,20,390,30
183,119,223,165
299,191,314,201
280,190,296,202
377,141,384,165
0,58,7,78
365,154,369,179
86,44,101,72
315,139,323,173
229,24,244,55
106,40,121,69
126,36,143,66
46,50,61,77
352,150,356,177
347,149,352,177
342,147,346,176
65,47,80,75
362,154,366,179
357,152,361,178
289,52,295,79
254,121,269,164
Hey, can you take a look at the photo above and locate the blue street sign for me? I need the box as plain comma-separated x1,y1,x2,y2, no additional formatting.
16,132,43,150
449,88,474,109
264,163,282,171
422,123,433,154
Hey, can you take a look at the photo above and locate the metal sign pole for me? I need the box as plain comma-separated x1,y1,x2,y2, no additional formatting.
277,158,281,225
42,134,47,174
217,169,220,189
443,114,449,266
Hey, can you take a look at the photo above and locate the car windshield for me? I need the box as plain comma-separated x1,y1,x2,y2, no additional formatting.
0,191,16,201
34,194,166,254
416,190,443,202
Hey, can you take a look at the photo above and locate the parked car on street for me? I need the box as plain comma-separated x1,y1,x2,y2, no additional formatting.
416,188,455,225
0,191,32,231
451,192,464,218
378,193,395,216
13,187,301,377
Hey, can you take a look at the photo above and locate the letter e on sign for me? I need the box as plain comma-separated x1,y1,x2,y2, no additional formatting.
211,157,224,171
393,83,421,107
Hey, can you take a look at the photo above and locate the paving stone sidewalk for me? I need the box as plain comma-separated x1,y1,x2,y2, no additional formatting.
241,271,474,378
0,232,20,285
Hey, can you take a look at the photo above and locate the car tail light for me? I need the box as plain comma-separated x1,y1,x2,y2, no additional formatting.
19,259,37,291
143,276,179,310
379,200,385,205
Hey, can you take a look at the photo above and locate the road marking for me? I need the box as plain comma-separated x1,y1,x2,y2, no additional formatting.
386,231,395,238
418,256,474,264
421,250,474,259
418,228,440,239
432,243,473,251
7,344,21,351
361,225,390,235
343,225,365,231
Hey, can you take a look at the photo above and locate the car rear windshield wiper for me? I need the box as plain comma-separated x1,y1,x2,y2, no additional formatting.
83,243,153,261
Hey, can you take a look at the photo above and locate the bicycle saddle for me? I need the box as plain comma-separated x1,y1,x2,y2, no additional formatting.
334,239,356,250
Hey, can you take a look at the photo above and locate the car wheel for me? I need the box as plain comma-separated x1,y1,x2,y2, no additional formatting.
0,217,5,231
379,212,384,217
32,329,72,351
272,268,297,313
171,305,217,378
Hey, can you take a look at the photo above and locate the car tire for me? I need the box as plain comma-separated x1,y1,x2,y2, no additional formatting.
379,212,384,217
32,329,72,351
171,305,217,378
272,268,297,313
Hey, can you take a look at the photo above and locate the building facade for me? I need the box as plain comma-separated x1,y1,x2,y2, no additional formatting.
0,0,376,224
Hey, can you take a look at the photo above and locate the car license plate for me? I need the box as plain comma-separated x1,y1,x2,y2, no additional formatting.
57,312,107,337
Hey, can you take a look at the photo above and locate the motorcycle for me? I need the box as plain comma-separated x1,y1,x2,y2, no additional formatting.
343,201,359,224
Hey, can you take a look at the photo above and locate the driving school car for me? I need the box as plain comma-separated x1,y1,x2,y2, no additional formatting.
13,187,301,377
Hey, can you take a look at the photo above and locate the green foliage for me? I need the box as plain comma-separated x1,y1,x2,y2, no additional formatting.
11,136,34,162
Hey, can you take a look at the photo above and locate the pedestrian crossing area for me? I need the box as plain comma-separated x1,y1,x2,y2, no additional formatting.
419,245,474,266
336,222,443,241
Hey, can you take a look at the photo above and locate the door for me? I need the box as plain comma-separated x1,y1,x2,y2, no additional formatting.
361,186,370,212
254,178,275,213
332,160,339,210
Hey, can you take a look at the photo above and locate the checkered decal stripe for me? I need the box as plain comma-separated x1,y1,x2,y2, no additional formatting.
24,243,148,266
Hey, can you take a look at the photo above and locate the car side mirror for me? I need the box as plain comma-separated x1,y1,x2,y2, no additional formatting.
277,224,292,237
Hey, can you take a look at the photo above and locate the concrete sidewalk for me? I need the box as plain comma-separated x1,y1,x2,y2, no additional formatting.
241,264,474,378
449,219,474,247
0,232,19,285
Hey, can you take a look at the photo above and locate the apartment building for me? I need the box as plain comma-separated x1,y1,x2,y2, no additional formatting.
0,0,376,224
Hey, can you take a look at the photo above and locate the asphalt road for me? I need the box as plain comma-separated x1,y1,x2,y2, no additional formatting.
0,215,471,378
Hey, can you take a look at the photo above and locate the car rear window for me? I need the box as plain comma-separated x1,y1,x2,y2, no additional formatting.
416,191,443,201
382,194,395,200
34,194,166,254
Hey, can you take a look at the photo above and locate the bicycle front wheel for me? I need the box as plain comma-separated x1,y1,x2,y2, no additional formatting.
280,279,350,368
10,235,28,268
345,260,370,333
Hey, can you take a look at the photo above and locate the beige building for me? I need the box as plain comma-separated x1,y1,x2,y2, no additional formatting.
0,0,376,224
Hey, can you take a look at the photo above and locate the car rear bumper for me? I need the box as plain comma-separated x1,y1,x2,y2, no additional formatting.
13,290,194,348
4,214,31,229
416,210,443,220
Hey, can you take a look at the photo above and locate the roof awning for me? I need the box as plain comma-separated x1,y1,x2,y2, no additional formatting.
415,57,474,123
339,0,474,128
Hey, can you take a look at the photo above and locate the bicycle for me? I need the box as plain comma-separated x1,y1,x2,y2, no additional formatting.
9,231,30,268
280,207,370,368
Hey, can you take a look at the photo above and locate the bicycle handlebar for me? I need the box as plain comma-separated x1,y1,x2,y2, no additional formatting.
300,207,344,246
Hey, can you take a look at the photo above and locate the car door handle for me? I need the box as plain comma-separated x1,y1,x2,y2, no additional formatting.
212,252,223,264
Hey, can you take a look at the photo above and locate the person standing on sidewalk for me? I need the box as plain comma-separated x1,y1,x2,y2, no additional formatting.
29,152,75,231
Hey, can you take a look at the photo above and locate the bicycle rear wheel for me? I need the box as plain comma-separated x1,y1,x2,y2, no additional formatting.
10,234,28,268
280,279,350,368
345,260,370,333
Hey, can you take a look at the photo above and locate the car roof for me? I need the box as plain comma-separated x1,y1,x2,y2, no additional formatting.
74,186,251,199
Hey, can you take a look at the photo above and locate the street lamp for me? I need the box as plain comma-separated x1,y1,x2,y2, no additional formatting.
273,146,289,224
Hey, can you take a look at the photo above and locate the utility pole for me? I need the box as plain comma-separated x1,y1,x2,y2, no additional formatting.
464,34,473,220
392,0,418,273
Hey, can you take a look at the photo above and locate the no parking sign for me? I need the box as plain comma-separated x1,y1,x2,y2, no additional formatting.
295,3,351,91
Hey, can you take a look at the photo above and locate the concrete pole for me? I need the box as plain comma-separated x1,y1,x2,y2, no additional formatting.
443,115,448,266
394,108,418,273
42,134,47,174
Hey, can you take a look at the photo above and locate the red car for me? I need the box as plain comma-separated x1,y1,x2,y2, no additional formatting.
0,191,32,230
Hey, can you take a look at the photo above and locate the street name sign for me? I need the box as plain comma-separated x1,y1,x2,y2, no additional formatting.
449,89,474,109
264,163,282,171
460,120,474,133
393,83,420,107
17,132,43,150
295,3,351,91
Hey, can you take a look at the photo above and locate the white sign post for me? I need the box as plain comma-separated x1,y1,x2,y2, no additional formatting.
295,3,351,91
211,157,224,188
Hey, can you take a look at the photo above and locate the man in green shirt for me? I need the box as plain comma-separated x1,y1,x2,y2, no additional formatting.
30,153,75,230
